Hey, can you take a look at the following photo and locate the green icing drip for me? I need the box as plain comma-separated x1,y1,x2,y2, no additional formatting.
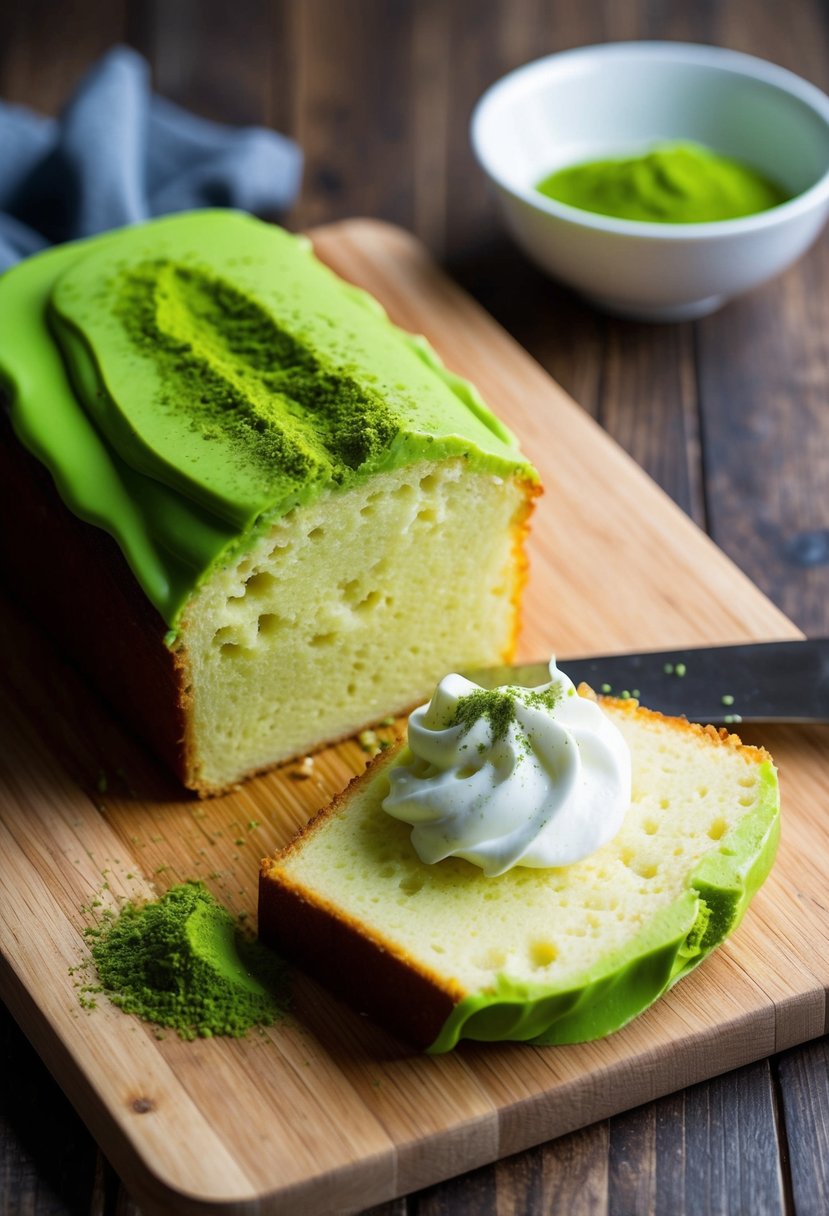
84,882,287,1039
0,211,538,630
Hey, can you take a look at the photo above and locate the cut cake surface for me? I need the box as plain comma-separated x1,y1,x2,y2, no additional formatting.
0,211,538,792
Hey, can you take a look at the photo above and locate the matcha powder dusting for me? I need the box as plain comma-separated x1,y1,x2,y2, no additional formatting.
84,882,287,1039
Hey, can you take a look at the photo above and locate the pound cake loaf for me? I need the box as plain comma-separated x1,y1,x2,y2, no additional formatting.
259,692,780,1051
0,211,538,793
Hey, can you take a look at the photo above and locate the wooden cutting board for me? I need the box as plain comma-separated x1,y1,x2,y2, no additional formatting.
1,220,827,1216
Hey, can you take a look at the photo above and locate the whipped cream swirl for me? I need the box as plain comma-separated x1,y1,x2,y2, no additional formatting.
382,659,631,876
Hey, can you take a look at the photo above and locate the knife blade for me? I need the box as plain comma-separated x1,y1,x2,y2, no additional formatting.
469,639,829,725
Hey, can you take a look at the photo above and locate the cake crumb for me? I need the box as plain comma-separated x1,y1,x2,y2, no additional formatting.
292,756,315,780
358,730,381,756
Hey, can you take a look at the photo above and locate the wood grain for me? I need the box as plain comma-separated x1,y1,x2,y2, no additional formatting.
777,1040,829,1216
2,2,829,1212
1,221,827,1216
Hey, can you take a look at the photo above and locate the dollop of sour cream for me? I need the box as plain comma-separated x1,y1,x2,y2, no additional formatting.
382,658,632,877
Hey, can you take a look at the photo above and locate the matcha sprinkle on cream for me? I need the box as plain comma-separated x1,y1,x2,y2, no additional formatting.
449,684,562,742
83,882,287,1039
383,660,632,875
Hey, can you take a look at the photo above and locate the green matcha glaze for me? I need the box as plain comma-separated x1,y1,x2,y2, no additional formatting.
536,143,789,224
427,759,779,1052
0,211,537,629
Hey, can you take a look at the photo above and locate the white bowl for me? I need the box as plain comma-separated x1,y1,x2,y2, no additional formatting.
471,42,829,320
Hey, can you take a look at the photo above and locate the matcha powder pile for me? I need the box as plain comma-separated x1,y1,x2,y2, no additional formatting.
84,882,287,1039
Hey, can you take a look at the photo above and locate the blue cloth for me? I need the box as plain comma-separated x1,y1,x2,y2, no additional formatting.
0,46,302,271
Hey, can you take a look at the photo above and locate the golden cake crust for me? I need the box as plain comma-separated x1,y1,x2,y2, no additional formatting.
259,745,465,1049
0,407,195,785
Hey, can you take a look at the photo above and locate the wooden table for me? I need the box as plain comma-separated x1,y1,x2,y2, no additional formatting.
1,2,828,1213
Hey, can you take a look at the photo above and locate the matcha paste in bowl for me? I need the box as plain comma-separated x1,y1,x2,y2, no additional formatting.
536,142,790,223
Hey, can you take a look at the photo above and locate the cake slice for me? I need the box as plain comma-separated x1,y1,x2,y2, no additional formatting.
0,211,538,793
259,695,779,1051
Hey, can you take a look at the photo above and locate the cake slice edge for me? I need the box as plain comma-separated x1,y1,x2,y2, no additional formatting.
258,702,780,1053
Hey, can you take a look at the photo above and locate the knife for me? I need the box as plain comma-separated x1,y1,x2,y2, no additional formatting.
469,639,829,725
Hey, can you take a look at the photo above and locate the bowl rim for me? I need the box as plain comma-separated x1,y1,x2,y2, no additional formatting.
470,40,829,240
